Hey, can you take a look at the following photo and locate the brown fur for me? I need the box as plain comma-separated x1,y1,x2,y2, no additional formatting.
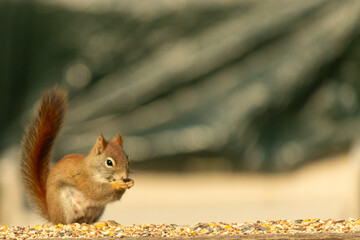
21,88,133,224
21,88,67,221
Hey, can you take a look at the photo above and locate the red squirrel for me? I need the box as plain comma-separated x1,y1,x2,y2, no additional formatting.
20,88,134,224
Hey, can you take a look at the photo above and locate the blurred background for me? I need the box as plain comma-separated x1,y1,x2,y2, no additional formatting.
1,0,360,225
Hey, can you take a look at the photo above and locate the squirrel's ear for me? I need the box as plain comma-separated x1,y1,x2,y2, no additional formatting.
114,132,123,147
94,133,107,155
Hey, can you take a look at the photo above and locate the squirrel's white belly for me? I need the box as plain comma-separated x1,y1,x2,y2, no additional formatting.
60,186,104,223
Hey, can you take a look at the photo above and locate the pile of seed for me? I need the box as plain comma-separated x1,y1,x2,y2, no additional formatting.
1,219,360,239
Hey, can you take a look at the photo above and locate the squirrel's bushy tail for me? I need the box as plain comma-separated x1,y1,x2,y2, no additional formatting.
20,88,67,221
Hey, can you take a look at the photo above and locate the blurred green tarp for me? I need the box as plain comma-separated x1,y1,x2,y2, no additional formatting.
1,0,360,171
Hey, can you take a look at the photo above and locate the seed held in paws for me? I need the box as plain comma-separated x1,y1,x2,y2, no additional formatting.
111,179,134,190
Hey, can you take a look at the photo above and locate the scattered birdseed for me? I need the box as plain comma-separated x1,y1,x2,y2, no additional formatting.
1,219,360,239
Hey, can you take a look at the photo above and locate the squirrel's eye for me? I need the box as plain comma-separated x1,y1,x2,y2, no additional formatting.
106,158,114,167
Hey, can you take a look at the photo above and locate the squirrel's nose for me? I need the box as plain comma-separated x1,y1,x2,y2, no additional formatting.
118,173,129,181
121,175,130,181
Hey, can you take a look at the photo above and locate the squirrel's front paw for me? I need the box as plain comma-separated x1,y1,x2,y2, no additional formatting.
124,179,134,189
111,179,134,190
